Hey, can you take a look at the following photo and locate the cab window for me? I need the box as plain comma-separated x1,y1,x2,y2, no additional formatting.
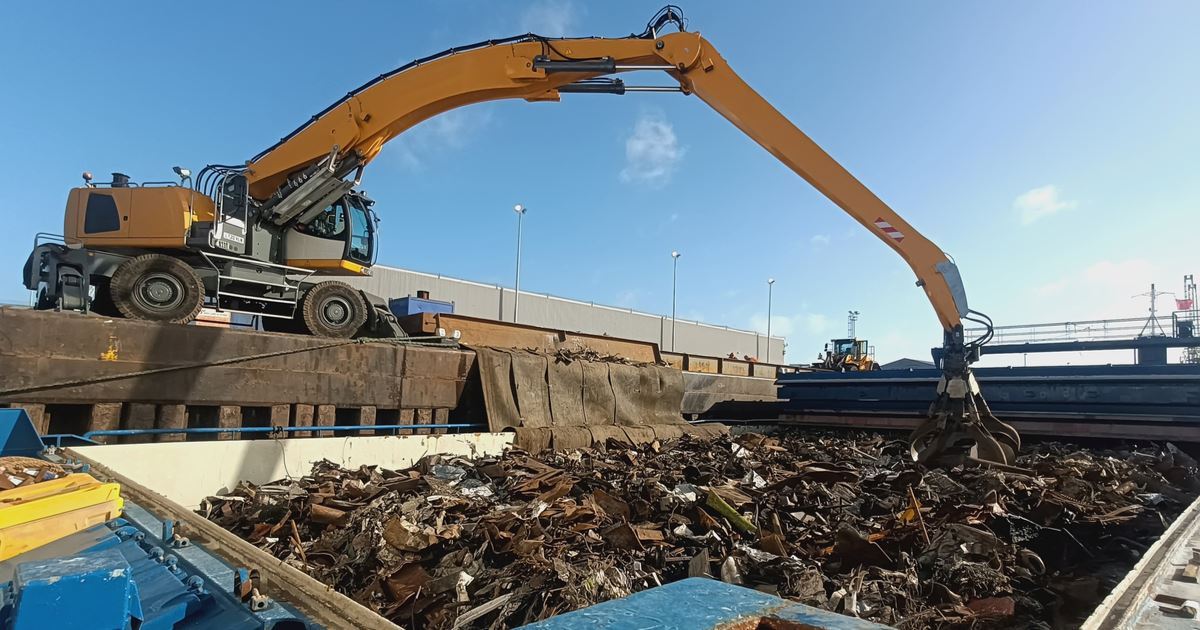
297,201,346,239
84,193,121,233
347,202,372,263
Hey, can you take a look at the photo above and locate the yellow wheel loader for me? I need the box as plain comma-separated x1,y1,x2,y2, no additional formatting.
815,338,882,372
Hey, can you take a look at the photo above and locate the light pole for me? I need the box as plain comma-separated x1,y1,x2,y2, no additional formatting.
766,278,775,361
513,204,526,322
671,251,681,351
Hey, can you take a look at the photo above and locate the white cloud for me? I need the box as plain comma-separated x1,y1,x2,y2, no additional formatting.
750,314,790,337
1015,258,1160,325
520,0,579,36
749,312,831,338
426,110,484,148
1014,185,1077,225
620,112,685,187
1082,258,1155,288
1032,278,1069,297
391,108,493,170
805,313,831,334
810,234,831,247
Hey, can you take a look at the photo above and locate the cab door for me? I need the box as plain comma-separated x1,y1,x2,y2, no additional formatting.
283,199,358,273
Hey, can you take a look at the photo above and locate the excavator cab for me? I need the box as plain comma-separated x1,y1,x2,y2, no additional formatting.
282,191,377,273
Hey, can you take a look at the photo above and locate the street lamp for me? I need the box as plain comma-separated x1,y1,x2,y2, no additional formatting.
513,204,526,322
767,278,775,361
671,251,681,351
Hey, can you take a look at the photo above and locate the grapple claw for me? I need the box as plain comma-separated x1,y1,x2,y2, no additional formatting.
906,328,1022,468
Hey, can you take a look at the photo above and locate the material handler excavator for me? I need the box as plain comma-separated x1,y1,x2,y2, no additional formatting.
21,6,1019,465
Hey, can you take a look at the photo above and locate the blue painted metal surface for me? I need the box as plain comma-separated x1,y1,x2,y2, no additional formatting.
0,501,313,629
390,295,454,317
0,410,45,457
114,502,309,628
779,363,1200,419
9,547,143,630
521,578,888,629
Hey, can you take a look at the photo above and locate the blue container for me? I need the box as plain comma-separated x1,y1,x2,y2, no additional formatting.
389,296,454,317
522,578,887,629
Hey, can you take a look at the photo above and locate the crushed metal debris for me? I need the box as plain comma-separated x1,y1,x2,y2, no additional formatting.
547,346,666,366
0,455,65,489
200,431,1200,628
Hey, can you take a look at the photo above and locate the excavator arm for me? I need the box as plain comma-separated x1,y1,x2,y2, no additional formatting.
242,7,1019,465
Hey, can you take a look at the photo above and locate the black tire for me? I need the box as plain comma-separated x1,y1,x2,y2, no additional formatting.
870,363,882,371
299,281,367,338
89,277,120,316
110,254,205,324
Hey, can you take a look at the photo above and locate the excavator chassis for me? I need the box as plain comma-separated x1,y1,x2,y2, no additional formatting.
23,240,405,339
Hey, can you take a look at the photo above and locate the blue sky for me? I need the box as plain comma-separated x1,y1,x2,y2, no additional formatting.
1,2,1196,365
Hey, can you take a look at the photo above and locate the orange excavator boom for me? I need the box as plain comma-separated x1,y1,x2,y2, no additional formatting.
240,6,1018,464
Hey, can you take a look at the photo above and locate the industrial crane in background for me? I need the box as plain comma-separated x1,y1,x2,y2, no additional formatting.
21,6,1017,464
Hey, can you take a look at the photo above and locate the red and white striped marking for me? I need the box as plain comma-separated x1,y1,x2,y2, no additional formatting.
874,218,905,242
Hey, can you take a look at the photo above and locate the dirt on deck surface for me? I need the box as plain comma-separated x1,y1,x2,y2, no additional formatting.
201,431,1200,629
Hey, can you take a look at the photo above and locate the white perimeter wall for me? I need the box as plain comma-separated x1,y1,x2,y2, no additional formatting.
72,433,514,509
348,265,787,363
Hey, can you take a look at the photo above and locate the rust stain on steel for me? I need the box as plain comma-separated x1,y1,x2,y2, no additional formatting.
403,312,660,363
0,307,472,409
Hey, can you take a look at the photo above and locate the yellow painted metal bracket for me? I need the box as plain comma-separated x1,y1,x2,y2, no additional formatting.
0,473,124,560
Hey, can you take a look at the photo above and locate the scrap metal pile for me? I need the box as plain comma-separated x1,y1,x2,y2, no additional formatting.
0,455,65,489
201,431,1200,629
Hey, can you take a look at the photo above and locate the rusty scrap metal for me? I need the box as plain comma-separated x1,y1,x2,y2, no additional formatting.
0,456,65,489
201,432,1200,629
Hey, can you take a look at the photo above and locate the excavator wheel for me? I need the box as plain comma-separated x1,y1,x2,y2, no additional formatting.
110,254,205,324
299,281,367,338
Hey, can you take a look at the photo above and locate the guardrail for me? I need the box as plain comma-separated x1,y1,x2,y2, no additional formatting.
41,423,486,447
967,314,1196,344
